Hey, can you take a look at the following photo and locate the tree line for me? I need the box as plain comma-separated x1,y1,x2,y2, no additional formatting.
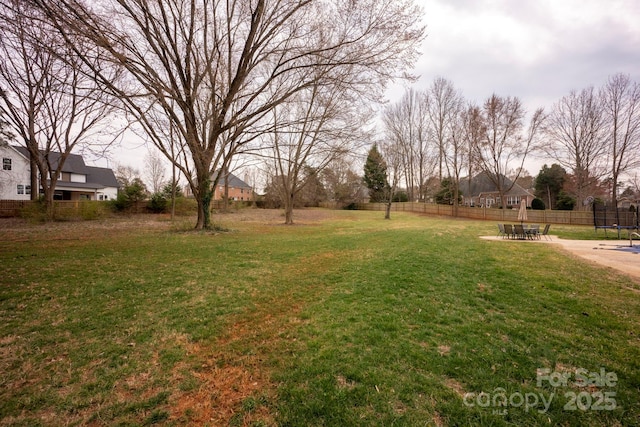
0,0,425,227
371,75,640,214
2,1,638,227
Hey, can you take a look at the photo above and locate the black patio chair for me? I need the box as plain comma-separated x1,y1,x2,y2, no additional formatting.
540,224,551,241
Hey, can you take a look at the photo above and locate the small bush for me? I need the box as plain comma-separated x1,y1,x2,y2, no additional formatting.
392,191,409,202
171,197,198,216
20,198,47,223
78,201,109,220
531,198,545,210
147,193,168,213
556,191,576,210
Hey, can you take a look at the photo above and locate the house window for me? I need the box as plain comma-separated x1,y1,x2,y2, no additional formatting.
3,158,11,170
25,185,31,195
507,196,520,206
17,184,24,194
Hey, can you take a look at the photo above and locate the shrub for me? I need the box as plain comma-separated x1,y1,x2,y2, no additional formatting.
171,197,198,216
556,191,576,210
147,193,168,213
20,198,47,223
109,193,130,212
392,191,409,202
78,201,109,220
531,198,545,210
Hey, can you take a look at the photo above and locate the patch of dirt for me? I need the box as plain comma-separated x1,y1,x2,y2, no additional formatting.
168,315,280,426
444,378,466,398
437,345,451,356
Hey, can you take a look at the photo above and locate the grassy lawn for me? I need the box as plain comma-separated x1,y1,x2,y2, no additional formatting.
1,210,639,426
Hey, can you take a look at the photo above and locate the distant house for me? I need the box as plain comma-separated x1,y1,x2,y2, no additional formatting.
0,144,118,201
618,196,639,211
211,170,252,201
459,172,534,208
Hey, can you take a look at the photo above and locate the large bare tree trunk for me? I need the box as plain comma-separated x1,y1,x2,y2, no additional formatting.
33,0,424,230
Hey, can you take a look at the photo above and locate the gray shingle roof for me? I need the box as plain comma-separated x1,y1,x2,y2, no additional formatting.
211,170,251,189
459,172,532,197
12,145,118,188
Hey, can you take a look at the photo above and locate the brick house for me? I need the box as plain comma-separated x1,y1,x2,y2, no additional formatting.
459,172,534,208
212,170,252,201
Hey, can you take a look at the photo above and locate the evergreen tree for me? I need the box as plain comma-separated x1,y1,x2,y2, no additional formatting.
535,164,566,209
435,177,462,205
363,144,388,202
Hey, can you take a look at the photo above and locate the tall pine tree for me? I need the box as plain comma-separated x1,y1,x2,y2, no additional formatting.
363,144,388,202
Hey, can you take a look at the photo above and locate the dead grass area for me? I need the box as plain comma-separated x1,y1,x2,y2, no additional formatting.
0,209,340,426
170,245,349,425
170,299,307,426
0,208,339,238
443,378,467,398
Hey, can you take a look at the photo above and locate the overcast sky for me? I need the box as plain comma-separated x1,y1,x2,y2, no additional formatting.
388,0,640,112
99,0,640,180
379,0,640,175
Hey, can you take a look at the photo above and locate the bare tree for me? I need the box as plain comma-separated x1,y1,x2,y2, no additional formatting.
322,157,366,207
144,149,167,194
265,79,366,224
427,77,463,181
474,94,545,208
601,73,640,207
460,104,484,205
379,138,403,219
443,93,466,216
0,117,12,144
114,164,144,188
0,0,117,218
543,87,608,209
36,0,425,229
382,88,436,202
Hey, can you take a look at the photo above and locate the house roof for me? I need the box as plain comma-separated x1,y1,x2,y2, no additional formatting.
459,172,533,197
12,145,118,188
87,166,119,188
212,170,251,189
13,145,90,174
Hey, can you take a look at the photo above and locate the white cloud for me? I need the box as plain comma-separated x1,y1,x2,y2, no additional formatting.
401,0,640,112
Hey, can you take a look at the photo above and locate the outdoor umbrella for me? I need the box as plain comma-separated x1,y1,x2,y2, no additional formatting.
518,199,528,224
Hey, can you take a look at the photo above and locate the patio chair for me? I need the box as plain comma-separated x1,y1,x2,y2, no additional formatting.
540,224,551,241
529,224,540,239
497,223,506,238
513,224,527,240
503,224,514,239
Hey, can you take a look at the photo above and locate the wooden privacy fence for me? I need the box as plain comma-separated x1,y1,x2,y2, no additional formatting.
0,200,112,218
354,202,594,226
0,200,30,217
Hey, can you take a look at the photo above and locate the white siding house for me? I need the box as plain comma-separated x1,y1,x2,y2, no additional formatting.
0,145,119,201
0,144,32,200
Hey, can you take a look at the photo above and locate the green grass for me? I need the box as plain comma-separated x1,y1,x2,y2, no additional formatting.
1,211,639,426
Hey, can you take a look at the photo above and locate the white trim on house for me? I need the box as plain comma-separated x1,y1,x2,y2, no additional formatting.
0,144,31,201
0,145,119,201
